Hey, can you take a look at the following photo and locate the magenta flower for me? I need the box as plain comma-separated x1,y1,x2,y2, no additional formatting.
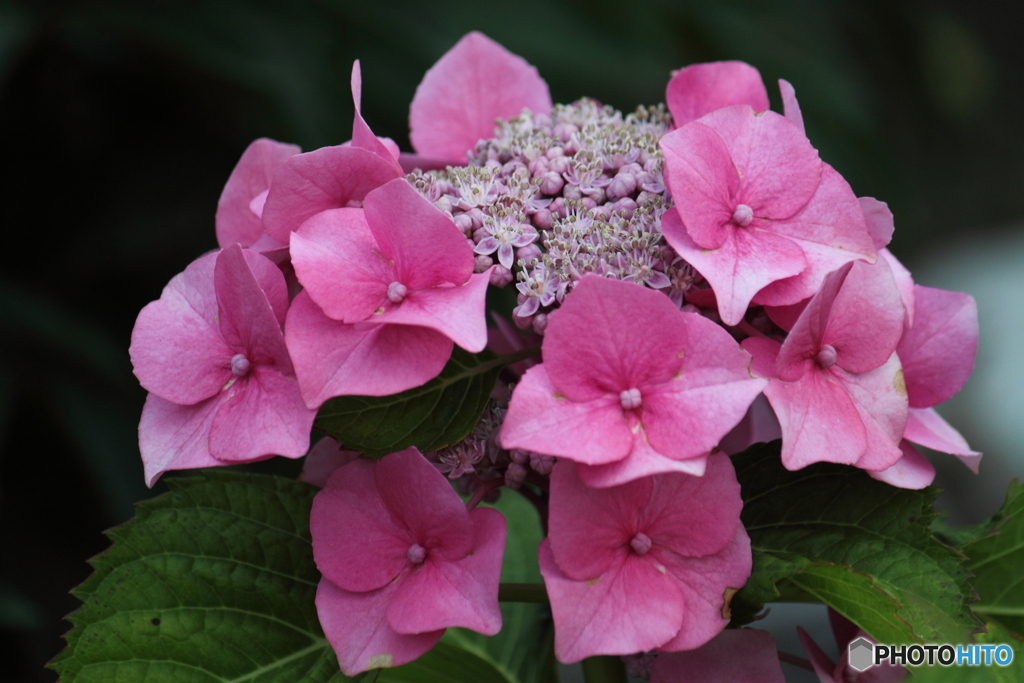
409,31,551,164
538,454,751,662
665,61,769,127
286,177,491,405
798,610,906,682
742,259,908,472
650,629,786,683
129,245,315,485
311,448,504,675
215,137,300,253
500,275,765,487
660,105,875,325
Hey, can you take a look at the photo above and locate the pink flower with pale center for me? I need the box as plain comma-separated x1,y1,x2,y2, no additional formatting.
742,259,908,472
660,104,876,325
539,454,751,662
500,274,765,487
129,244,315,485
286,177,491,405
311,448,505,675
650,629,786,682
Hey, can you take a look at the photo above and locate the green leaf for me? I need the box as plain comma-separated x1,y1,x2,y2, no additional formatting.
731,441,977,645
908,619,1024,682
49,471,355,683
441,491,556,683
962,481,1024,637
315,348,506,458
377,642,510,683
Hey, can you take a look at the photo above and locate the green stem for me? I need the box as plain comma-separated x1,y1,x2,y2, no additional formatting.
581,655,628,683
498,582,548,603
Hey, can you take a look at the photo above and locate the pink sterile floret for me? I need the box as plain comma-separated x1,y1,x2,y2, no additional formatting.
650,629,786,683
409,31,552,165
130,244,316,486
299,436,360,489
310,448,505,675
538,454,751,662
500,274,765,488
665,61,769,128
216,137,300,253
742,259,908,472
660,104,875,325
798,609,906,682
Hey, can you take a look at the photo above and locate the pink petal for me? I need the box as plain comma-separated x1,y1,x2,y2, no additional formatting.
652,629,787,683
409,32,551,162
349,60,404,176
363,179,474,290
779,79,805,134
654,525,752,652
289,208,392,323
499,365,634,466
387,507,504,635
868,441,936,489
860,197,894,250
375,272,491,352
539,540,685,663
261,145,400,243
745,336,868,470
718,393,782,456
665,61,769,127
897,285,978,408
311,459,411,592
130,251,233,405
374,449,474,562
316,577,443,676
216,138,300,249
285,291,452,406
839,352,908,471
904,407,980,468
763,299,808,332
881,248,916,328
543,275,689,401
663,208,806,326
775,262,852,381
576,427,709,489
825,258,905,373
299,437,360,488
138,392,225,487
207,366,314,461
796,626,840,682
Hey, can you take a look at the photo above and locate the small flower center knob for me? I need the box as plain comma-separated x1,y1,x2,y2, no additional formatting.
816,344,838,369
230,353,251,377
407,543,427,565
387,281,409,304
630,532,652,556
620,387,643,410
732,204,754,227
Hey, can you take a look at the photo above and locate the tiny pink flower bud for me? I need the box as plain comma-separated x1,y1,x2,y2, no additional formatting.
540,171,564,195
505,461,528,489
474,254,494,272
551,198,569,218
387,281,408,303
607,172,637,200
532,208,554,230
532,312,549,335
732,203,754,227
620,387,643,410
467,208,486,229
592,204,611,220
454,212,475,233
554,122,578,142
815,344,838,369
612,197,637,217
581,197,598,211
629,532,652,556
585,188,605,205
546,145,565,159
549,155,571,175
490,265,514,287
434,196,453,215
510,449,530,465
528,156,550,175
473,227,491,243
513,311,533,330
563,184,583,201
529,452,555,475
406,543,427,565
517,243,542,263
230,353,251,377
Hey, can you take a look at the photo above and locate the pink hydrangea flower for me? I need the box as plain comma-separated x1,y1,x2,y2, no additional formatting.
538,454,751,662
409,31,552,165
285,177,491,405
129,244,315,485
650,629,786,683
311,448,505,675
500,274,765,487
742,259,908,472
798,610,906,682
666,61,769,127
299,436,359,488
660,105,875,325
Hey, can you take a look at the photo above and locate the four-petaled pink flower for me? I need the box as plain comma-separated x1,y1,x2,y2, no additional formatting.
129,244,316,485
311,448,505,675
501,274,766,487
742,259,908,471
286,177,492,405
538,454,751,662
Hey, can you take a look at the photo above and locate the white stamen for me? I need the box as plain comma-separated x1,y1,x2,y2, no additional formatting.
732,204,754,227
620,387,643,410
387,281,408,304
230,353,251,377
816,344,838,369
407,543,427,564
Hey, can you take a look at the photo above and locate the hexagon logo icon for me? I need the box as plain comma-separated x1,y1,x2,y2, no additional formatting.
848,637,875,672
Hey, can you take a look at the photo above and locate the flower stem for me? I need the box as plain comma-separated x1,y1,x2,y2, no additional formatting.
777,651,814,671
465,478,503,510
581,655,628,683
498,582,548,603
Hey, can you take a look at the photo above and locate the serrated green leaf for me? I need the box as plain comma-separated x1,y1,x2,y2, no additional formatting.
441,491,556,683
377,642,510,682
315,348,506,458
908,619,1024,682
962,481,1024,637
49,471,354,683
731,441,977,645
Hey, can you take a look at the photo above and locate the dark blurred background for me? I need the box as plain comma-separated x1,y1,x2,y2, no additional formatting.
1,1,1022,680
